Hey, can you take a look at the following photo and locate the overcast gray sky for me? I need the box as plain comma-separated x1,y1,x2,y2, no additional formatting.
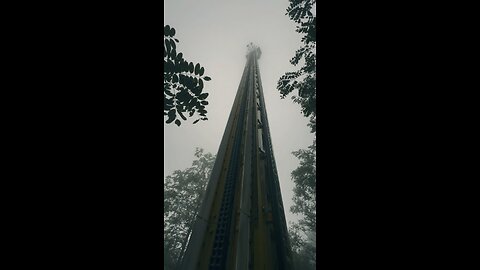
164,0,315,226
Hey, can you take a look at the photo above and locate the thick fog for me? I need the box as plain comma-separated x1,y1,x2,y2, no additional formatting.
164,0,315,226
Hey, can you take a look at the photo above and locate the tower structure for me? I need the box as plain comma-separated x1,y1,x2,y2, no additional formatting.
180,45,293,270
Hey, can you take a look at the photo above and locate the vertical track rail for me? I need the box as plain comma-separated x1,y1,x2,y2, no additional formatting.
180,46,293,270
255,56,294,270
208,58,251,270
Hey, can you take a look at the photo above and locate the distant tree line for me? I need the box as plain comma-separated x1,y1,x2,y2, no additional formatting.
164,149,216,269
289,140,316,269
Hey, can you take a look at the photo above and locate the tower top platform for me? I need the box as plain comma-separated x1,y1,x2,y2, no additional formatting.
246,42,262,59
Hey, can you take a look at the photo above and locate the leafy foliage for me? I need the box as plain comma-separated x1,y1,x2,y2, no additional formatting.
164,148,216,270
277,0,316,133
289,224,316,269
164,25,211,126
290,140,316,231
279,2,317,265
289,139,316,267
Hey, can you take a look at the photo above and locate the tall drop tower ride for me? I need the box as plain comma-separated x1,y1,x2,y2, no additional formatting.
180,45,293,270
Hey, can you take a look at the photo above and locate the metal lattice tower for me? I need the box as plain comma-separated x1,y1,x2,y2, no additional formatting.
180,45,293,270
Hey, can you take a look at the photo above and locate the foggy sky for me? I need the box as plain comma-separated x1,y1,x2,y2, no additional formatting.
164,0,315,226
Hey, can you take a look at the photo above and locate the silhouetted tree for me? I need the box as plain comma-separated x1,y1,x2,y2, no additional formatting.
290,139,316,232
164,25,211,126
277,0,316,133
279,2,317,264
288,139,316,268
164,148,216,269
290,224,316,269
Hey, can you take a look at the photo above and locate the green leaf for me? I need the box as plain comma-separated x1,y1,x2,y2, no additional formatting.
176,89,190,102
186,99,194,110
164,101,173,110
172,74,178,83
178,110,187,120
171,27,176,36
165,39,171,54
201,101,209,105
164,25,171,35
165,90,175,97
192,86,201,96
179,74,186,84
189,62,194,73
189,109,195,117
175,119,181,126
182,61,189,72
198,78,203,91
204,76,211,81
198,93,209,100
166,109,176,124
193,119,200,124
194,63,200,75
185,76,193,89
199,67,205,76
165,60,174,72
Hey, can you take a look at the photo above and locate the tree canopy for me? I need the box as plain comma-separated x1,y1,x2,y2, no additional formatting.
289,139,316,268
277,0,316,133
289,224,316,269
279,1,317,265
290,139,316,232
164,25,211,126
163,148,216,270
